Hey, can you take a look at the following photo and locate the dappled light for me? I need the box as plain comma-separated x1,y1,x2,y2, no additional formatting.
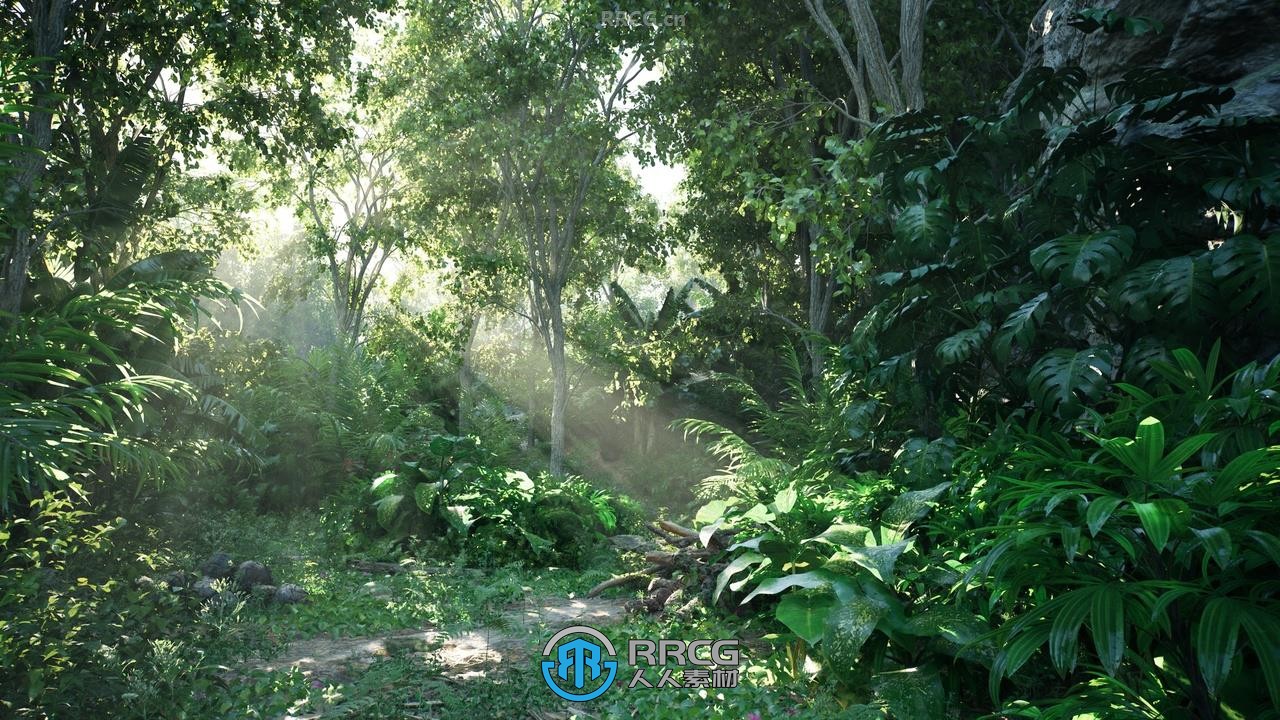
2,1,1279,719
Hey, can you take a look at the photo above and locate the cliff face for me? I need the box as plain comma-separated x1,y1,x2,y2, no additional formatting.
1018,0,1280,116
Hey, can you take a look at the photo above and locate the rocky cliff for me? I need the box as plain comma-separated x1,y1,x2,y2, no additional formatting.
1016,0,1280,116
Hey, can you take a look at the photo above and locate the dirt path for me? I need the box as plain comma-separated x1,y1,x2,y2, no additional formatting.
252,596,629,683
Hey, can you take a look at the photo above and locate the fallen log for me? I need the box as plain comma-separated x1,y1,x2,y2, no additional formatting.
585,565,664,598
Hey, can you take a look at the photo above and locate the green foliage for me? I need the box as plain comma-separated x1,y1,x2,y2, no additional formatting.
360,432,619,568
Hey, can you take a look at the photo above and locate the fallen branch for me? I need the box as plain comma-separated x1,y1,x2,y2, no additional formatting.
586,566,663,598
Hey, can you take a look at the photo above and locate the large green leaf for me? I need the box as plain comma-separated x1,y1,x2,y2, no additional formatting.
1239,604,1280,707
871,668,945,720
1028,347,1114,416
806,522,873,549
830,541,911,583
823,596,887,669
894,201,952,248
713,552,765,604
1048,587,1095,673
1086,495,1123,536
935,321,992,366
741,570,833,604
776,592,836,645
1030,226,1135,286
881,481,952,531
1132,499,1188,553
993,292,1049,363
1116,255,1215,322
1196,597,1241,697
1210,233,1280,318
1090,585,1126,676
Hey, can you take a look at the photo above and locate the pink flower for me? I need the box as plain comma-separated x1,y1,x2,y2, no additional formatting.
310,679,324,689
746,713,762,720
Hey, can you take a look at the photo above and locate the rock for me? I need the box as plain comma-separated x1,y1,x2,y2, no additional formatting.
250,584,278,602
234,561,274,590
608,534,658,554
193,577,219,600
160,570,192,590
200,552,234,580
1016,0,1280,118
274,584,308,604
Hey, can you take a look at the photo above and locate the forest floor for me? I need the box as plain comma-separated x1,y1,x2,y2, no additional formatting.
158,510,845,719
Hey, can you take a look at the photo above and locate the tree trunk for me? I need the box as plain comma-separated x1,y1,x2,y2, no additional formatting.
458,314,480,433
0,0,71,318
547,299,568,477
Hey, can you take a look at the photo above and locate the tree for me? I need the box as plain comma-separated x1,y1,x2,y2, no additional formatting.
397,0,658,475
0,0,389,317
290,136,407,347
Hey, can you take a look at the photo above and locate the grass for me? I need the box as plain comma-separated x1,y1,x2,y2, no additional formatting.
101,508,857,719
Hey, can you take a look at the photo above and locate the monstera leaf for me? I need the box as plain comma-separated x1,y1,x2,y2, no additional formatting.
1116,255,1215,322
1030,226,1134,286
894,201,952,248
993,292,1049,363
1028,347,1114,416
935,321,992,366
1211,234,1280,318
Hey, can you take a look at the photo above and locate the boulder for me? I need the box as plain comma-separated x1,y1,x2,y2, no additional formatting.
274,584,308,604
193,577,219,600
160,570,192,590
234,560,274,590
200,552,234,580
250,584,278,602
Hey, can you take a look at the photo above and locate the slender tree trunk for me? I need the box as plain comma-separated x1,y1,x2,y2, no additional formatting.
458,314,480,433
547,295,568,477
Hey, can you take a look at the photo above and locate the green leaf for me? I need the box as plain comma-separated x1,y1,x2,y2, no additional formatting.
935,321,992,366
1049,588,1095,674
1245,530,1280,567
1086,495,1123,537
713,552,764,604
895,201,952,248
1028,347,1114,417
1196,597,1241,696
1192,527,1233,569
1132,499,1188,552
776,592,836,644
833,541,910,583
771,484,798,514
993,292,1050,363
695,499,734,526
1030,227,1135,287
1211,234,1280,319
370,471,398,493
991,623,1050,702
823,596,887,667
1116,255,1215,323
1090,585,1126,676
1239,604,1280,707
741,570,833,604
806,522,873,549
881,481,951,531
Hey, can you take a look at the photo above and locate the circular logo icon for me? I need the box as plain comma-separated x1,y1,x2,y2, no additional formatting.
540,625,619,702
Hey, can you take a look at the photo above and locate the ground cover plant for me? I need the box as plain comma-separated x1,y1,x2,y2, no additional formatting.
1,0,1277,718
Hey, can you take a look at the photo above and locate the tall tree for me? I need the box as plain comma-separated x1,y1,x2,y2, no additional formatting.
397,0,657,475
289,136,406,346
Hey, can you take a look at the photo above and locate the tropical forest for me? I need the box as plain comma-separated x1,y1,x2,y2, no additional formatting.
2,0,1279,718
